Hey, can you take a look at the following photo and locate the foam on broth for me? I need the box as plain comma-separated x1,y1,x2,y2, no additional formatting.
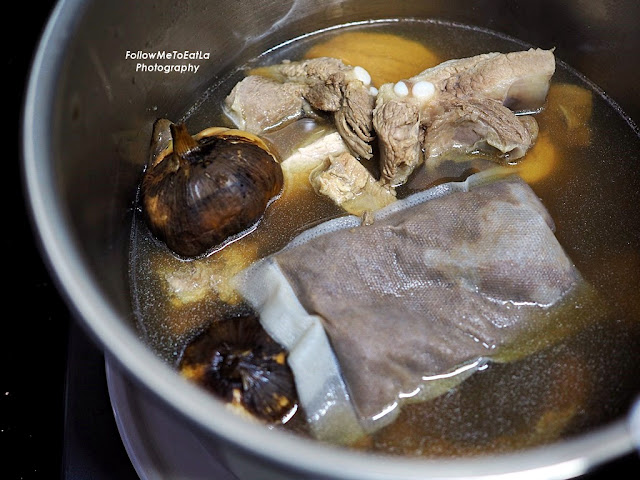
129,19,640,456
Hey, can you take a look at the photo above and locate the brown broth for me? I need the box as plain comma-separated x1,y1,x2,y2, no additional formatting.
129,19,640,457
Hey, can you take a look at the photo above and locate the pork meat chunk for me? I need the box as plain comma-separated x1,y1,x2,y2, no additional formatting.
373,99,422,184
424,49,556,110
373,48,555,185
226,58,376,159
309,152,396,216
274,58,376,159
425,98,540,159
224,75,309,134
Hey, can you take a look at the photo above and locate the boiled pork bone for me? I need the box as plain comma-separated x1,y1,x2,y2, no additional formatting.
373,48,555,185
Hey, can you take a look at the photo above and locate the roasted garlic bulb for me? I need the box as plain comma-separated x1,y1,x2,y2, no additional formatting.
179,313,298,423
141,120,283,257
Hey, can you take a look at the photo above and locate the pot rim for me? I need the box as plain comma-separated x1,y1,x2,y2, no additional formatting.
21,1,636,479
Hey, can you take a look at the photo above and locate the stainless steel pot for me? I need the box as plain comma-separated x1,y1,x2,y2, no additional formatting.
22,1,640,478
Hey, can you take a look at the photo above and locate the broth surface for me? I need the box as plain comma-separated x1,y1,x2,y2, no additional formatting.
129,19,640,456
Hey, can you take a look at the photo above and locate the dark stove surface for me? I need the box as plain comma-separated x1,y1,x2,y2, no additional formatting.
62,325,139,480
5,2,639,479
5,1,136,478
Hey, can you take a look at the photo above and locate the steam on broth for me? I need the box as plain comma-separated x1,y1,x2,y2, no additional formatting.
129,19,640,456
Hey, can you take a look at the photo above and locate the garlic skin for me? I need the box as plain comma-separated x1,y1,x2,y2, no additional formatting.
141,121,283,258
